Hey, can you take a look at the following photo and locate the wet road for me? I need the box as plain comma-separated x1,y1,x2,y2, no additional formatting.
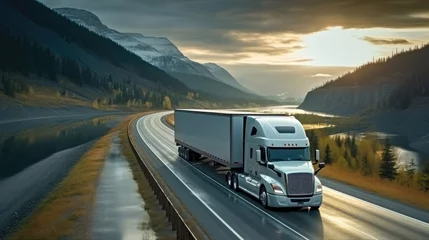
132,111,429,240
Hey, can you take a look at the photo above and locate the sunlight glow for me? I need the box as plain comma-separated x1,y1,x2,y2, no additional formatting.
183,27,429,67
295,26,380,67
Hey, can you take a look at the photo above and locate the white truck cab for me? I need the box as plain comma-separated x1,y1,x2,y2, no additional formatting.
226,115,325,209
174,109,325,210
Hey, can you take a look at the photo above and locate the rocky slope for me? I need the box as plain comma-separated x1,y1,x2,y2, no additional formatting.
54,8,258,99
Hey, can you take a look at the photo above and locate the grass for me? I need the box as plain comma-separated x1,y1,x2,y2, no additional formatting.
166,112,429,210
166,113,174,126
6,114,138,240
118,115,176,240
318,165,429,210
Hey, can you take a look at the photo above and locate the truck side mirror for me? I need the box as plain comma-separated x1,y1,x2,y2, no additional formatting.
314,149,320,164
315,162,326,175
256,150,261,162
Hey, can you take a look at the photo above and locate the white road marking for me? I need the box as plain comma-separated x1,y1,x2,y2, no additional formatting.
160,111,429,228
139,114,310,240
137,117,245,240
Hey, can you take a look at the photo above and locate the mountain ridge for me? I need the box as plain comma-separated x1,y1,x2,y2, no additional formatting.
299,44,429,115
54,7,257,99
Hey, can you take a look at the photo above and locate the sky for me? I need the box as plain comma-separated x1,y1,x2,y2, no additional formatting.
39,0,429,98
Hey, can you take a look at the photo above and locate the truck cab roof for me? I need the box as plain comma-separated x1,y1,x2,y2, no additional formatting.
248,115,309,148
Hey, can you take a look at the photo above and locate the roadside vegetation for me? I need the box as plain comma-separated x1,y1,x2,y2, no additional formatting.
308,129,429,210
6,114,137,240
167,113,429,210
166,114,175,126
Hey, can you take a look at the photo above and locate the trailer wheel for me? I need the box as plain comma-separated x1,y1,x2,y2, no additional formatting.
226,172,232,188
185,149,189,161
259,186,269,208
232,174,239,192
179,146,183,158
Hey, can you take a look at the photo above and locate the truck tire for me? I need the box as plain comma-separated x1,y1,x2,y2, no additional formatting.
185,149,189,161
226,172,233,188
179,146,183,158
259,186,269,208
232,174,239,192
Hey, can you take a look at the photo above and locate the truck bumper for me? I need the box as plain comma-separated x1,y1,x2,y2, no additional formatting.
267,193,323,208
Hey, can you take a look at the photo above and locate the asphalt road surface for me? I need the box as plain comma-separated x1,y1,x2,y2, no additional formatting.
131,111,429,240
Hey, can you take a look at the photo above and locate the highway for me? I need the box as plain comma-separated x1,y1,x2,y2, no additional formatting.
132,111,429,240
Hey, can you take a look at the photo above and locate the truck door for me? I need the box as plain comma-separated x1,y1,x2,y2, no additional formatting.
248,126,260,180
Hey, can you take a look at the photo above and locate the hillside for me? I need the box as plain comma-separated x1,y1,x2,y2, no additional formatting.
53,8,259,100
299,44,429,115
0,0,275,116
203,63,255,94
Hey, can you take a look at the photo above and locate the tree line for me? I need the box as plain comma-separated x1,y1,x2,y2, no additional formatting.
5,0,189,93
308,130,429,192
0,27,181,108
311,43,429,110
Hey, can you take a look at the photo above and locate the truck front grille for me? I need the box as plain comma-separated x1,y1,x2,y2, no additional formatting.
286,173,314,196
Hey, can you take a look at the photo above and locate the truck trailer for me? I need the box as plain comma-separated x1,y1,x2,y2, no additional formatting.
174,109,325,209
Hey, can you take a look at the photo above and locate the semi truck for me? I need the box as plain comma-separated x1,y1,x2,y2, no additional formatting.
174,109,325,209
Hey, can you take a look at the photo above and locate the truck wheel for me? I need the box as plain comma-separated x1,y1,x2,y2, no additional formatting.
185,149,189,161
178,147,182,158
232,174,239,192
226,172,232,188
259,186,269,208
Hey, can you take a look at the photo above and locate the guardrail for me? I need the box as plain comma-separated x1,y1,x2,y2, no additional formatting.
127,117,197,240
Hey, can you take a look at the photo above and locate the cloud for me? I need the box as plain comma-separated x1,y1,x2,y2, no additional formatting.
288,58,314,63
39,0,429,57
311,73,333,78
182,49,251,62
362,36,413,45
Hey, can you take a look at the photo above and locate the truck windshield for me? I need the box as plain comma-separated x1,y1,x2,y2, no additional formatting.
267,147,311,162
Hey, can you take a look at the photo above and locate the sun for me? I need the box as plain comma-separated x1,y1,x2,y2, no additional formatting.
296,26,380,67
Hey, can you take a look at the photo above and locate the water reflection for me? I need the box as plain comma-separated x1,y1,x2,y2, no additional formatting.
331,131,429,170
0,115,123,238
0,116,116,180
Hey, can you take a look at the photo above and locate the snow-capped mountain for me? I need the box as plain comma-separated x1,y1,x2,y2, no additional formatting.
54,8,242,88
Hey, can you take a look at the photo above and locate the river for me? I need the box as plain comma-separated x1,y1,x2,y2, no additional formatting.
252,105,429,170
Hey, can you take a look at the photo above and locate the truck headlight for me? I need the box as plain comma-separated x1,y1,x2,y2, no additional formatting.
270,183,284,195
316,182,323,193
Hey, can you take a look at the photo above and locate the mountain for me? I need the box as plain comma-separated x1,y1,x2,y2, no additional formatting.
0,0,213,112
299,44,429,115
203,63,255,94
53,8,260,100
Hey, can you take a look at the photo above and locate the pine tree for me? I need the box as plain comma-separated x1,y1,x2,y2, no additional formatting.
343,150,351,168
324,144,332,164
360,154,372,176
335,135,342,147
405,158,417,181
350,135,358,158
418,164,429,192
379,138,398,181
